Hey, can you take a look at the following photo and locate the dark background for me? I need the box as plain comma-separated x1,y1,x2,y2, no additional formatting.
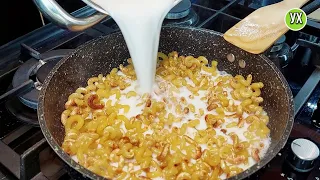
1,0,85,46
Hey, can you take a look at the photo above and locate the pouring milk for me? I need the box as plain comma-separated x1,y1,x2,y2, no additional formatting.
92,0,181,93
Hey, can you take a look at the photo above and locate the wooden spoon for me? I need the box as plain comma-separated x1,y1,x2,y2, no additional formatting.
223,0,309,54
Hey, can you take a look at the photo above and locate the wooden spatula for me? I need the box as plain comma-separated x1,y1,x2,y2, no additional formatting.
223,0,309,54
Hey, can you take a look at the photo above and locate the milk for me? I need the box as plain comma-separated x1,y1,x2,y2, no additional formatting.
92,0,181,93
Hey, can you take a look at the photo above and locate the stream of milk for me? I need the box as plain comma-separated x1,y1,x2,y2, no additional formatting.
92,0,181,93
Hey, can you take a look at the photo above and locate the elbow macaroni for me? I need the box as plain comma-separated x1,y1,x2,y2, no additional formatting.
61,51,270,179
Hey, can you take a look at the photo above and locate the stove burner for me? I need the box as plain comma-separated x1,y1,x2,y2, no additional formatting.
109,6,199,31
166,0,192,19
12,49,73,109
164,9,199,26
5,95,38,126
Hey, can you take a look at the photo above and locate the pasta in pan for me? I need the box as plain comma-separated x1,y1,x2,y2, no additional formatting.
61,51,270,180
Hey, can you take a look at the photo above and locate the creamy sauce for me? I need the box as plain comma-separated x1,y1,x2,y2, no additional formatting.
71,70,271,179
92,0,180,93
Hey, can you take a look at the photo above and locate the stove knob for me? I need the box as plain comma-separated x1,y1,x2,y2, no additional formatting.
286,138,319,172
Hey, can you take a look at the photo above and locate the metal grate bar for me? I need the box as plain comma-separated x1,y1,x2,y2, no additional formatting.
192,3,219,11
30,172,48,180
0,141,20,179
84,28,104,38
20,139,47,180
197,0,243,27
34,32,82,53
294,68,320,116
2,126,33,144
20,44,41,60
92,24,115,35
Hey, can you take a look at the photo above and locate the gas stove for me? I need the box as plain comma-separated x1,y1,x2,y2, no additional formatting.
0,0,320,179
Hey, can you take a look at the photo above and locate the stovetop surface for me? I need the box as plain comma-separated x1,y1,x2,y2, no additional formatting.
0,0,320,179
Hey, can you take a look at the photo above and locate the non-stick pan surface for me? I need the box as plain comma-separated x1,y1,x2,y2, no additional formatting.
38,26,294,180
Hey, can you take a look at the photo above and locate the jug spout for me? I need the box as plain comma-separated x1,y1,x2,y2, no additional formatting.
33,0,108,31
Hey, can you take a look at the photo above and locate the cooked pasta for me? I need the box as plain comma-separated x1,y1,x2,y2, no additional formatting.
61,51,271,179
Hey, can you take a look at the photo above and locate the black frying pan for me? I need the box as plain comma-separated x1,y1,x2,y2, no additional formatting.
38,26,294,180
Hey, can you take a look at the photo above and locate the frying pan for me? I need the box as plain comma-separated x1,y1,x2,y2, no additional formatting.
37,26,294,179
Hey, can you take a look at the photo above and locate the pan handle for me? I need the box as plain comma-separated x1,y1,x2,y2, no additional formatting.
33,0,108,31
0,80,35,104
302,0,320,14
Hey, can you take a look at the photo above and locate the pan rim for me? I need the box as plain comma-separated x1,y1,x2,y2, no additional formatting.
38,25,294,180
